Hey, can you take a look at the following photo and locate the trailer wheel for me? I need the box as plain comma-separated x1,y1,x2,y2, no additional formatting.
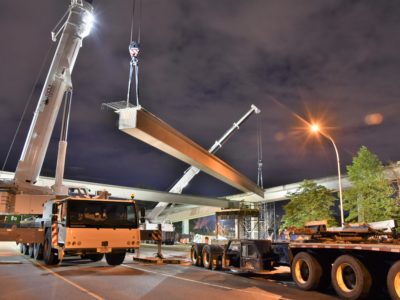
33,243,43,260
43,231,59,265
202,245,213,270
190,245,199,266
86,253,104,262
105,252,126,266
292,252,323,290
331,255,371,300
387,260,400,300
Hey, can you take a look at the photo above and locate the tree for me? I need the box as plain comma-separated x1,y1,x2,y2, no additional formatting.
388,161,400,205
344,146,397,223
281,180,337,228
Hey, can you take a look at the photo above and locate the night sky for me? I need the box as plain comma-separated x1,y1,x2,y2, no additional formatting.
1,0,400,198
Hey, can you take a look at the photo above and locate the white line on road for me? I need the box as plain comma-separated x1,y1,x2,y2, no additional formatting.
121,264,281,299
31,260,105,300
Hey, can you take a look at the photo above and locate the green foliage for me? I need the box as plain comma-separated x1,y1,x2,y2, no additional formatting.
344,146,397,223
281,180,337,228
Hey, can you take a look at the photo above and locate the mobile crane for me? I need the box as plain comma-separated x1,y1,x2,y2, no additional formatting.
0,0,141,266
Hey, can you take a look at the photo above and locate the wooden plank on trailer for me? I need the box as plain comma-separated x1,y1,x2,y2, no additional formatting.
118,108,264,197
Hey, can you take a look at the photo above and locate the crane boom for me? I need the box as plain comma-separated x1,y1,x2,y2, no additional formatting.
147,104,261,222
14,0,94,187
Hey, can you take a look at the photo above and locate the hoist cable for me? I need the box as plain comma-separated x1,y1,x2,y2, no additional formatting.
138,0,142,44
127,0,142,107
2,42,55,172
129,0,142,44
129,0,136,43
134,61,140,106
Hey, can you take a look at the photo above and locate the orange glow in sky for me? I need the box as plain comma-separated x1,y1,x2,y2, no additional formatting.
364,113,383,125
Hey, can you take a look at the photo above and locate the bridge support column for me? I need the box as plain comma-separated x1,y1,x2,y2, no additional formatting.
182,219,189,235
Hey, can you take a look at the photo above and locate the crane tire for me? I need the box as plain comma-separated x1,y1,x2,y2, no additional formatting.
292,252,324,291
387,260,400,300
105,252,125,266
33,243,43,260
22,244,29,255
331,255,372,300
86,253,104,262
43,231,59,265
28,244,34,258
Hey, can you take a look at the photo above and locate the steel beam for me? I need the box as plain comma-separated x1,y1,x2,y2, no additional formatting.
161,206,222,223
118,108,265,197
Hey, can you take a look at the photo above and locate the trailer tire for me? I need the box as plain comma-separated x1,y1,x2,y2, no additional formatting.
387,260,400,300
33,243,43,260
292,252,324,291
190,245,200,266
105,252,125,266
43,231,59,265
202,245,213,270
331,255,371,300
86,253,104,262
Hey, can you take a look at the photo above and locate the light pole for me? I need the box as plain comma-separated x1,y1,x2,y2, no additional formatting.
310,124,345,227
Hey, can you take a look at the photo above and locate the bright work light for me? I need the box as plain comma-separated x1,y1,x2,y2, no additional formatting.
81,12,94,38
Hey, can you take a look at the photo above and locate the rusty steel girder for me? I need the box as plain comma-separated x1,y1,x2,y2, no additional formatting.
118,108,264,197
0,228,44,243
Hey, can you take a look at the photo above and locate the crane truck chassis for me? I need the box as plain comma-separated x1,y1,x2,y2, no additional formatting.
190,222,400,300
13,196,141,266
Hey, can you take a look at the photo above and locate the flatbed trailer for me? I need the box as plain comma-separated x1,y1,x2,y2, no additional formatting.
288,240,400,299
191,231,400,299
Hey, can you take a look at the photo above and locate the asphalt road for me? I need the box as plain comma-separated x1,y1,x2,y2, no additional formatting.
0,242,339,300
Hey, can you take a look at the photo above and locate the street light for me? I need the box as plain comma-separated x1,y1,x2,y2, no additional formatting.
310,123,345,227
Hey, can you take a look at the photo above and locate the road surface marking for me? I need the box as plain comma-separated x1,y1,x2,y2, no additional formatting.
122,264,281,299
31,260,105,300
0,260,22,264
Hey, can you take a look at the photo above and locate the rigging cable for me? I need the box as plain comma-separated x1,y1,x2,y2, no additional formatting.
127,0,142,107
2,42,55,173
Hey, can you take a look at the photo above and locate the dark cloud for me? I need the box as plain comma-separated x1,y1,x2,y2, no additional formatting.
1,0,400,197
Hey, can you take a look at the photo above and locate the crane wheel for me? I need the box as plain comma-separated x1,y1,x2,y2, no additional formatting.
331,255,371,300
86,253,104,262
105,252,126,265
43,231,59,265
387,260,400,300
33,243,44,260
292,252,324,291
28,244,34,258
22,244,29,255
